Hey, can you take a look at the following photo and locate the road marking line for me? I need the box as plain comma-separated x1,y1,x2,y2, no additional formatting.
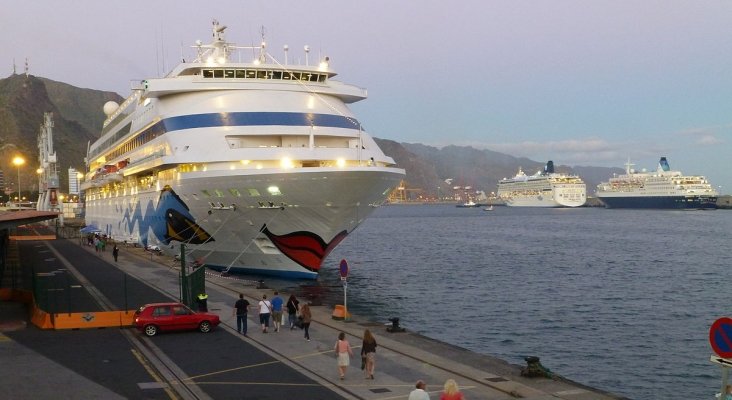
131,348,178,399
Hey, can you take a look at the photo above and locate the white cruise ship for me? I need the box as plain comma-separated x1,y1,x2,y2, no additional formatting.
595,157,717,209
82,21,405,279
497,161,586,207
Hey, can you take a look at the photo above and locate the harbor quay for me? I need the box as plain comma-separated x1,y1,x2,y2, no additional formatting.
0,236,625,399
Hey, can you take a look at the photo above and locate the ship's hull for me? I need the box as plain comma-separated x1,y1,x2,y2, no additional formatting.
597,195,717,210
499,186,586,208
85,168,402,279
82,22,406,279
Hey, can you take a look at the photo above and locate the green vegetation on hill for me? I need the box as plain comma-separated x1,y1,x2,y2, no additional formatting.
0,73,122,198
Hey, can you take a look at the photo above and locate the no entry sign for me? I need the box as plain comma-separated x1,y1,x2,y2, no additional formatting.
710,317,732,359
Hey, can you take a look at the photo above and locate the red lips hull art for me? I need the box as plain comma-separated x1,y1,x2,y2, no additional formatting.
260,224,349,272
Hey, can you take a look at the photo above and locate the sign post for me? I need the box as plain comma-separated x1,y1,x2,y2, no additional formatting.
710,317,732,398
339,259,349,321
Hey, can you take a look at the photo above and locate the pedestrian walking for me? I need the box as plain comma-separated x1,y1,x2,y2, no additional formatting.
300,303,312,340
440,379,465,400
233,293,250,335
286,294,300,330
258,294,272,333
334,331,353,380
270,291,283,332
408,380,430,400
361,329,377,379
112,245,119,262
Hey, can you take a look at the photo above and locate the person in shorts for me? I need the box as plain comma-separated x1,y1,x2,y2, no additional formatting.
258,294,272,333
270,291,284,332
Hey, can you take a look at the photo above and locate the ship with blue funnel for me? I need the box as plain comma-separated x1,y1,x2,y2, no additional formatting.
595,157,717,209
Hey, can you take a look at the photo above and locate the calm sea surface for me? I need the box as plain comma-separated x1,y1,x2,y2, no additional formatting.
288,204,731,400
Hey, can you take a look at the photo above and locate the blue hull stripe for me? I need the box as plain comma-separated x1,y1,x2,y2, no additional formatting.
162,112,362,132
599,196,717,209
207,265,318,280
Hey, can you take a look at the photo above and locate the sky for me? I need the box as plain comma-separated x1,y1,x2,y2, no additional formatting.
2,1,730,192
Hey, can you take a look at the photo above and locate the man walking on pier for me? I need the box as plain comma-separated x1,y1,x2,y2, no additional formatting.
233,294,250,335
408,380,429,400
271,291,283,332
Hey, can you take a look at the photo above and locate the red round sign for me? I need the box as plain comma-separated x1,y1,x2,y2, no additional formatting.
339,259,349,278
710,317,732,358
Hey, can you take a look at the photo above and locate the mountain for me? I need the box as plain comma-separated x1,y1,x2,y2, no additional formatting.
0,73,621,201
378,140,622,198
0,73,122,199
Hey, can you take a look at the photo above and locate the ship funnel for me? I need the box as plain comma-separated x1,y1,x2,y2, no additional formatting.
659,157,670,172
544,161,555,174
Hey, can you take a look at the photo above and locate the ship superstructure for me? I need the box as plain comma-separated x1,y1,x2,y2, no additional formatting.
497,161,586,207
82,20,405,278
595,157,717,209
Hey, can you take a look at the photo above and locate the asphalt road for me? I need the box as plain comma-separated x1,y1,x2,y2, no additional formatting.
8,239,344,399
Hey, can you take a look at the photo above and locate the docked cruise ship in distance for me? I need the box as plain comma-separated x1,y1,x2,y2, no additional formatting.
497,161,586,207
595,157,717,209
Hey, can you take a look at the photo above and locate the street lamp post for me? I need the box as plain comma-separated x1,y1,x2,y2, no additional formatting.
12,156,25,206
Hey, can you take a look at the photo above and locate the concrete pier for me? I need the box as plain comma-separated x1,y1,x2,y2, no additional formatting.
0,236,625,399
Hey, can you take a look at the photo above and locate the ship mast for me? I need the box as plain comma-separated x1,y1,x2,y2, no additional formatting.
624,158,635,175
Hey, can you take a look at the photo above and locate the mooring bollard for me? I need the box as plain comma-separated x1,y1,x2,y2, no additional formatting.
386,317,405,333
521,356,552,378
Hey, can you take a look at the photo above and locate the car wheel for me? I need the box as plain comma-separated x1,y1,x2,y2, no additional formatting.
199,321,212,333
144,325,158,337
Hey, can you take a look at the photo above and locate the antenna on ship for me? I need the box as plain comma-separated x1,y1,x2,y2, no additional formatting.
160,26,167,74
624,157,635,174
259,26,267,64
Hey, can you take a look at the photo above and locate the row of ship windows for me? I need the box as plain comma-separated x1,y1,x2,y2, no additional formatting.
201,69,327,83
90,122,164,169
86,186,280,201
198,187,277,198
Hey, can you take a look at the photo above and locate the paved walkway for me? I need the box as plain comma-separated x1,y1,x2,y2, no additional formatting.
1,237,626,399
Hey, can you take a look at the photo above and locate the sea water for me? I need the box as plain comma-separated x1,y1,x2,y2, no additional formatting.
314,205,732,400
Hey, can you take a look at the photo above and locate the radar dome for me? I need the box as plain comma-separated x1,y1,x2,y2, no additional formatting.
103,101,119,116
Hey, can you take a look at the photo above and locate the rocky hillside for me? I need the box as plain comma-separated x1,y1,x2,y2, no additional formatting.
0,73,122,197
377,140,622,198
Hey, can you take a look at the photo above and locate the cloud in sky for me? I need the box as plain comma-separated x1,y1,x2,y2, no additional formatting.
454,137,634,166
677,126,726,146
448,121,730,168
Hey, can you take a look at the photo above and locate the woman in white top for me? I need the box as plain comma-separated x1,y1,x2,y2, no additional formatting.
258,294,272,333
334,331,353,380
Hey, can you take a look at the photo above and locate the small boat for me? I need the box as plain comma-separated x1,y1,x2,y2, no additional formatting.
483,205,494,211
456,200,477,208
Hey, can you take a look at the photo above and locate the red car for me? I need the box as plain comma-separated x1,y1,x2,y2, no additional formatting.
134,302,220,336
